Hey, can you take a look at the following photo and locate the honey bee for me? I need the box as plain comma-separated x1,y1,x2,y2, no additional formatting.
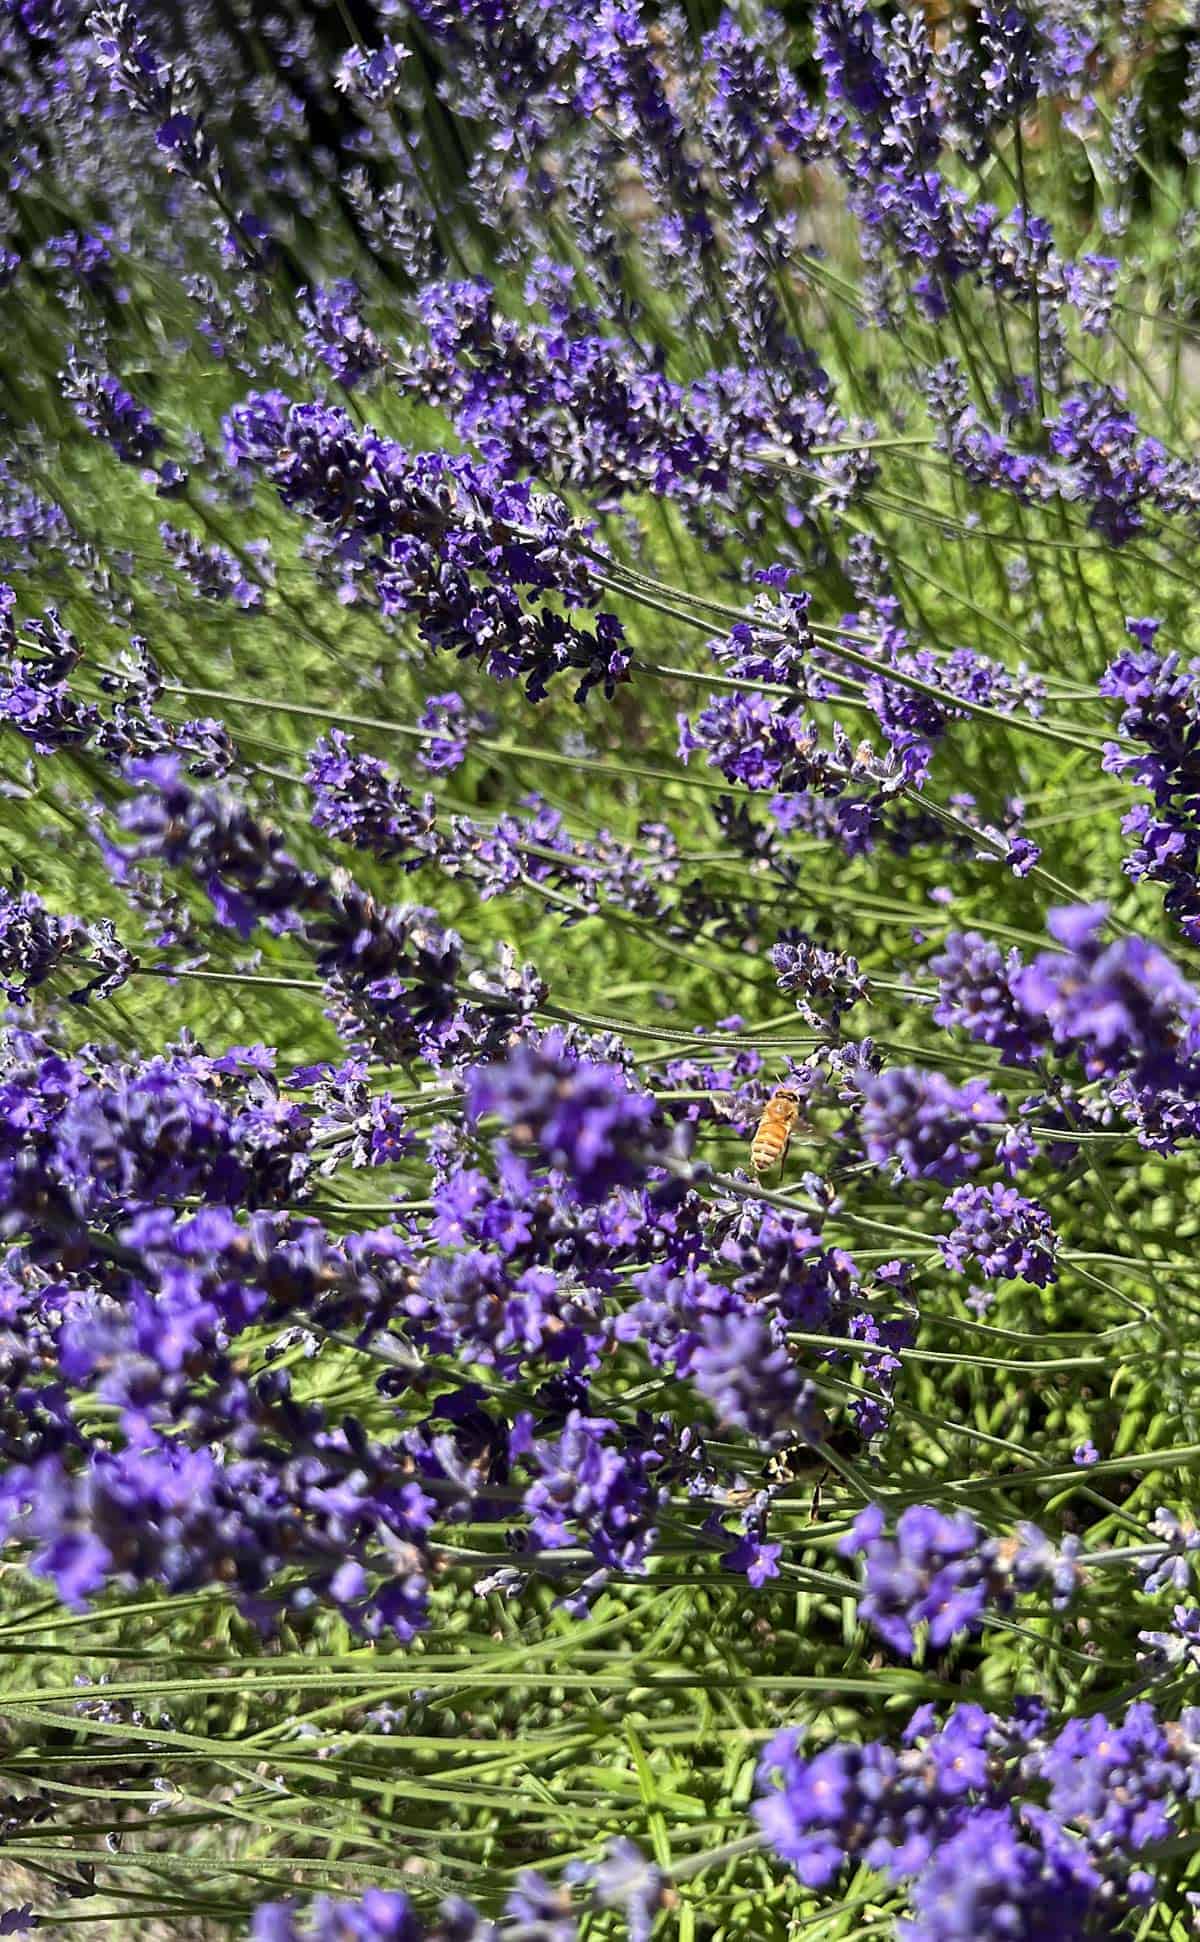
765,1442,827,1520
750,1086,801,1173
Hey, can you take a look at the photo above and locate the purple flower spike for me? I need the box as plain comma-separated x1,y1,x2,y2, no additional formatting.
466,1031,661,1204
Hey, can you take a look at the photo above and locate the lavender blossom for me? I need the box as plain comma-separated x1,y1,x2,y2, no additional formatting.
91,2,214,183
771,929,869,1027
1101,622,1200,943
1013,905,1200,1087
251,1875,573,1938
465,1032,661,1205
299,280,384,391
518,1409,666,1575
111,757,542,1066
931,932,1040,1066
839,1502,1081,1656
334,40,411,106
756,1695,1197,1930
62,352,163,467
569,1840,664,1942
691,1308,825,1450
417,693,477,773
857,1068,1004,1183
160,523,269,608
224,395,629,703
939,1184,1058,1287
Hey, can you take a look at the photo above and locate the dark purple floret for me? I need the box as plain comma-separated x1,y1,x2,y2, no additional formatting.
721,1514,783,1588
1047,385,1193,547
160,523,268,608
0,592,98,753
680,701,877,800
113,753,316,936
299,280,384,391
307,731,439,871
249,1882,542,1939
335,40,411,105
900,1806,1101,1942
401,276,847,518
943,4,1038,159
1013,904,1200,1088
690,1309,824,1450
112,758,541,1066
417,692,474,773
756,1694,1194,1931
1101,622,1200,943
42,226,116,294
0,890,81,1004
518,1409,665,1575
222,395,629,703
91,3,215,184
0,886,133,1009
925,359,1052,505
771,928,869,1027
0,1429,435,1642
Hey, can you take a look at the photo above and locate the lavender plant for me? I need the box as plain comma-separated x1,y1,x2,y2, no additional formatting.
3,1,1200,1936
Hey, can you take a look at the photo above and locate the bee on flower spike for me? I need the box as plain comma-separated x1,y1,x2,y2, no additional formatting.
750,1085,801,1174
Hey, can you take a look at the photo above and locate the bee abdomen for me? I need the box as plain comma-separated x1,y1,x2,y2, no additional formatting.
751,1125,789,1171
750,1088,800,1172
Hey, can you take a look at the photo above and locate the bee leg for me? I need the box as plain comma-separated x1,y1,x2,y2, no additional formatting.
809,1469,826,1523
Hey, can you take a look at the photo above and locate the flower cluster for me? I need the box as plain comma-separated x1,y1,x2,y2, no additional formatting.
400,276,855,518
251,1878,574,1941
248,1838,662,1940
756,1697,1200,1936
770,930,869,1028
110,755,545,1068
939,1183,1058,1287
465,1032,663,1206
0,885,133,1007
305,729,676,919
931,932,1040,1067
1101,619,1200,943
61,351,163,467
224,396,629,702
857,1068,1004,1183
1013,903,1200,1095
160,522,270,609
839,1503,1082,1658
